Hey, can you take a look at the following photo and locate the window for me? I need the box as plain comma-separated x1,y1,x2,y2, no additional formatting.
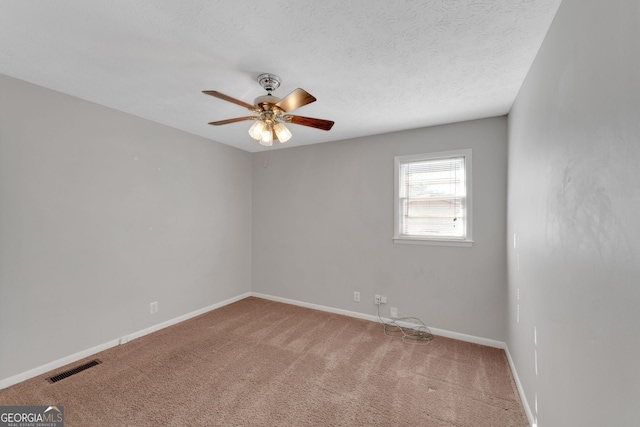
394,149,473,246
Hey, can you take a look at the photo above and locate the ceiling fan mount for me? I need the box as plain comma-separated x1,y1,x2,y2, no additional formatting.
257,73,281,93
203,73,334,147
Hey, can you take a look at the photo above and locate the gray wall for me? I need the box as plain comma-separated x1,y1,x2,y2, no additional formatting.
507,0,640,425
252,117,508,341
0,74,252,381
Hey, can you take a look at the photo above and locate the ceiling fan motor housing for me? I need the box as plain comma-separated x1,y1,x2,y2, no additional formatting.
254,94,282,112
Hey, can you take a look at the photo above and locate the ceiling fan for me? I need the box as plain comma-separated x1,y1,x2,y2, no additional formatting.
203,73,334,147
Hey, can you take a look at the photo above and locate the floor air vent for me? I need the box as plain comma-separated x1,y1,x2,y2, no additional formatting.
47,359,102,383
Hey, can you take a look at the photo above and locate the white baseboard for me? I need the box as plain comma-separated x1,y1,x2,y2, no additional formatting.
426,326,505,349
251,292,505,349
504,346,536,426
0,339,122,392
125,292,250,342
251,292,381,322
0,292,251,390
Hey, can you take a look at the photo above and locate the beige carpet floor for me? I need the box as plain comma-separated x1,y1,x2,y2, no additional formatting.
0,297,528,426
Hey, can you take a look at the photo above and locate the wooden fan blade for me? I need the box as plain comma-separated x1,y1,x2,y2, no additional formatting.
202,91,255,110
208,116,257,126
274,88,316,112
284,115,334,131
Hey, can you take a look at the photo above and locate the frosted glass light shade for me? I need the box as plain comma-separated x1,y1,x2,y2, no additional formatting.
273,122,292,143
259,128,273,146
248,120,267,140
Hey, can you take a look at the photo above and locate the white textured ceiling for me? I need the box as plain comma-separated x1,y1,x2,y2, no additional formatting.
0,0,562,152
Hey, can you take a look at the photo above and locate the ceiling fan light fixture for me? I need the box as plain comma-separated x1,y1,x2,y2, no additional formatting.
273,122,292,143
248,120,266,140
259,125,273,146
204,73,334,147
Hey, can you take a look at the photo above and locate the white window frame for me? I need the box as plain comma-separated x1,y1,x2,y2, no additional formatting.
393,149,473,247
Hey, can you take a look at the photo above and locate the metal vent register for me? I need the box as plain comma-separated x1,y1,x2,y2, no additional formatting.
47,359,102,383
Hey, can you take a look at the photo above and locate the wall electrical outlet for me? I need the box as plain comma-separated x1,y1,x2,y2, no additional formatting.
150,301,158,314
353,291,360,302
375,294,381,305
390,307,398,318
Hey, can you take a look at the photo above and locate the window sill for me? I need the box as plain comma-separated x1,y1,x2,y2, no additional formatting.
393,237,474,247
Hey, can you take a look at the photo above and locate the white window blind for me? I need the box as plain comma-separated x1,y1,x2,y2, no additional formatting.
394,150,472,245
